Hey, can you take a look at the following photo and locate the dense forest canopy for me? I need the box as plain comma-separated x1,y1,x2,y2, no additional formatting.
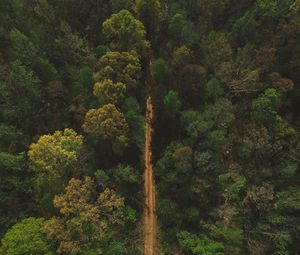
0,0,300,254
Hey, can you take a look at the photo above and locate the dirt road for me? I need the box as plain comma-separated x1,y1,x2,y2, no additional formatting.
144,95,157,255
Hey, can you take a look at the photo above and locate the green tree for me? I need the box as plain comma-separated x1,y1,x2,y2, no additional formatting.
102,10,149,53
169,13,187,46
0,217,53,255
3,60,42,133
123,97,145,147
0,152,31,236
202,31,232,73
218,173,247,202
157,142,193,189
151,58,171,84
256,0,294,17
177,231,224,255
105,241,127,255
135,0,162,40
95,45,110,59
176,64,207,106
251,88,280,124
181,98,235,140
110,0,134,12
9,29,39,66
163,90,182,118
205,77,224,100
113,164,139,185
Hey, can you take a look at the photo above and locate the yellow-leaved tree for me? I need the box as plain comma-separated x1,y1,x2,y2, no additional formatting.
43,177,124,255
28,128,83,214
83,104,129,154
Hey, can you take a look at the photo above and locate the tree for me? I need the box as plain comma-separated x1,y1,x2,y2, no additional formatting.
196,0,230,31
157,142,193,189
181,98,235,140
0,152,31,237
205,77,224,100
123,97,145,147
171,46,192,73
0,124,24,152
176,64,207,106
104,241,127,255
177,231,224,255
102,10,149,53
28,128,83,174
251,88,280,124
169,13,187,46
3,60,42,133
256,0,294,17
110,0,134,12
83,104,129,151
112,164,140,198
0,217,53,255
151,58,171,84
163,90,182,118
218,173,246,202
54,21,90,65
93,79,126,105
95,45,110,59
113,164,139,185
232,11,258,45
28,128,83,213
202,31,232,73
243,184,275,213
94,51,142,89
135,0,162,41
43,177,124,255
9,29,39,66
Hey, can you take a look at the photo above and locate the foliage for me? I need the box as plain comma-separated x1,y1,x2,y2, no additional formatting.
0,152,31,236
102,10,149,53
202,31,232,73
151,58,171,84
28,128,83,213
171,46,192,72
157,142,193,187
93,79,126,105
251,88,280,124
218,173,247,202
83,104,129,152
181,98,235,139
135,0,162,38
95,45,110,59
123,97,145,146
95,51,142,88
177,231,224,255
1,1,300,254
28,128,83,174
43,177,124,255
0,217,53,255
163,90,182,118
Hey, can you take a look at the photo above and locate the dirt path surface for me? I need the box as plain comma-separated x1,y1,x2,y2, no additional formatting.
143,51,158,255
144,95,157,255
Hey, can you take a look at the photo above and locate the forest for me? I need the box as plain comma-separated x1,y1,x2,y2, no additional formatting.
0,0,300,254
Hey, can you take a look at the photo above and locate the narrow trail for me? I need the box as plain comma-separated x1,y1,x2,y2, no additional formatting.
144,56,158,255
